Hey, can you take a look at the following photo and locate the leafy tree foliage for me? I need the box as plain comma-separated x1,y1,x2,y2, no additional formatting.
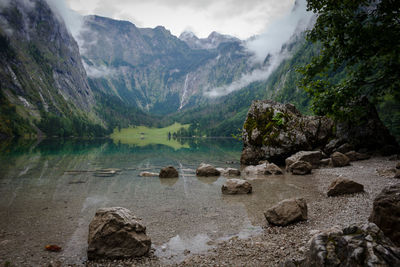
300,0,400,120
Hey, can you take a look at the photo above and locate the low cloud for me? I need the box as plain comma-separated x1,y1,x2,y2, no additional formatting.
205,51,291,98
45,0,83,39
205,0,314,98
83,62,117,78
245,0,313,63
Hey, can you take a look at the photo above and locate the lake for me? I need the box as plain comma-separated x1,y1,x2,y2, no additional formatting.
0,138,317,265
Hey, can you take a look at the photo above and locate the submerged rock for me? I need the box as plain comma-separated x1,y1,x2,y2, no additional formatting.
288,161,312,175
264,198,307,226
139,172,159,177
196,163,220,177
330,152,350,167
327,178,364,196
94,168,122,177
241,100,334,165
369,183,400,246
87,207,151,260
221,179,252,194
159,166,179,178
302,223,400,266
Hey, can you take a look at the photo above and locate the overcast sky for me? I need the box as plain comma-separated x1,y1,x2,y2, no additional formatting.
65,0,295,39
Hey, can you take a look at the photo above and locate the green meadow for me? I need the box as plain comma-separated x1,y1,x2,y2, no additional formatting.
110,122,190,149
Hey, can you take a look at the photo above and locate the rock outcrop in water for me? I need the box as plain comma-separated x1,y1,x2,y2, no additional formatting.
241,100,334,165
87,207,151,260
241,100,399,165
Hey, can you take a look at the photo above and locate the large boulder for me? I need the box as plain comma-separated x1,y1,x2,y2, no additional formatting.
327,178,364,196
285,151,323,170
302,223,400,266
369,184,400,246
288,161,312,175
159,166,179,178
196,163,220,177
241,100,334,165
264,198,307,226
87,207,151,260
330,152,350,167
241,99,399,166
221,179,252,194
332,97,399,154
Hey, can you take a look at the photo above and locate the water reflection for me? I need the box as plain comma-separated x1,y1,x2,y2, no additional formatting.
0,137,318,265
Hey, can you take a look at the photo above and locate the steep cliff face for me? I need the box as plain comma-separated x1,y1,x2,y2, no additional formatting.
79,15,253,114
0,0,101,137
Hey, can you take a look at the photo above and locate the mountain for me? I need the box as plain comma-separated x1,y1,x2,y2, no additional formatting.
179,31,241,50
79,15,255,114
0,0,105,138
169,34,316,137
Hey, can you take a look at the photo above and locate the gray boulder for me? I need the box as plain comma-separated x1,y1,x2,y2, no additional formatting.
196,163,220,177
320,158,331,166
327,178,364,196
334,143,354,154
87,207,151,260
217,167,241,176
243,163,268,176
345,151,370,161
264,198,307,226
331,152,350,167
333,97,399,154
265,163,283,175
369,183,400,246
159,166,179,178
241,100,334,165
288,161,312,175
221,179,252,194
285,151,323,170
303,223,400,266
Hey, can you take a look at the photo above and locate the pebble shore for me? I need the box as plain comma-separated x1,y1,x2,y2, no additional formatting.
85,157,399,267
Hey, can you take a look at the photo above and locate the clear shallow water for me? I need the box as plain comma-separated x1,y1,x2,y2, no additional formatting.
0,138,318,265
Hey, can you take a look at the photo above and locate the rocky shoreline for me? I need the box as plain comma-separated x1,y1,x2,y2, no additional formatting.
84,156,399,267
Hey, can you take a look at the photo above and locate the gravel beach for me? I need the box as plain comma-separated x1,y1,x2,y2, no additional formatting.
84,156,399,267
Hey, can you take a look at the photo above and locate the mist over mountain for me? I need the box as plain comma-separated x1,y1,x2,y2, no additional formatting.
0,0,104,137
79,15,255,114
0,0,317,138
